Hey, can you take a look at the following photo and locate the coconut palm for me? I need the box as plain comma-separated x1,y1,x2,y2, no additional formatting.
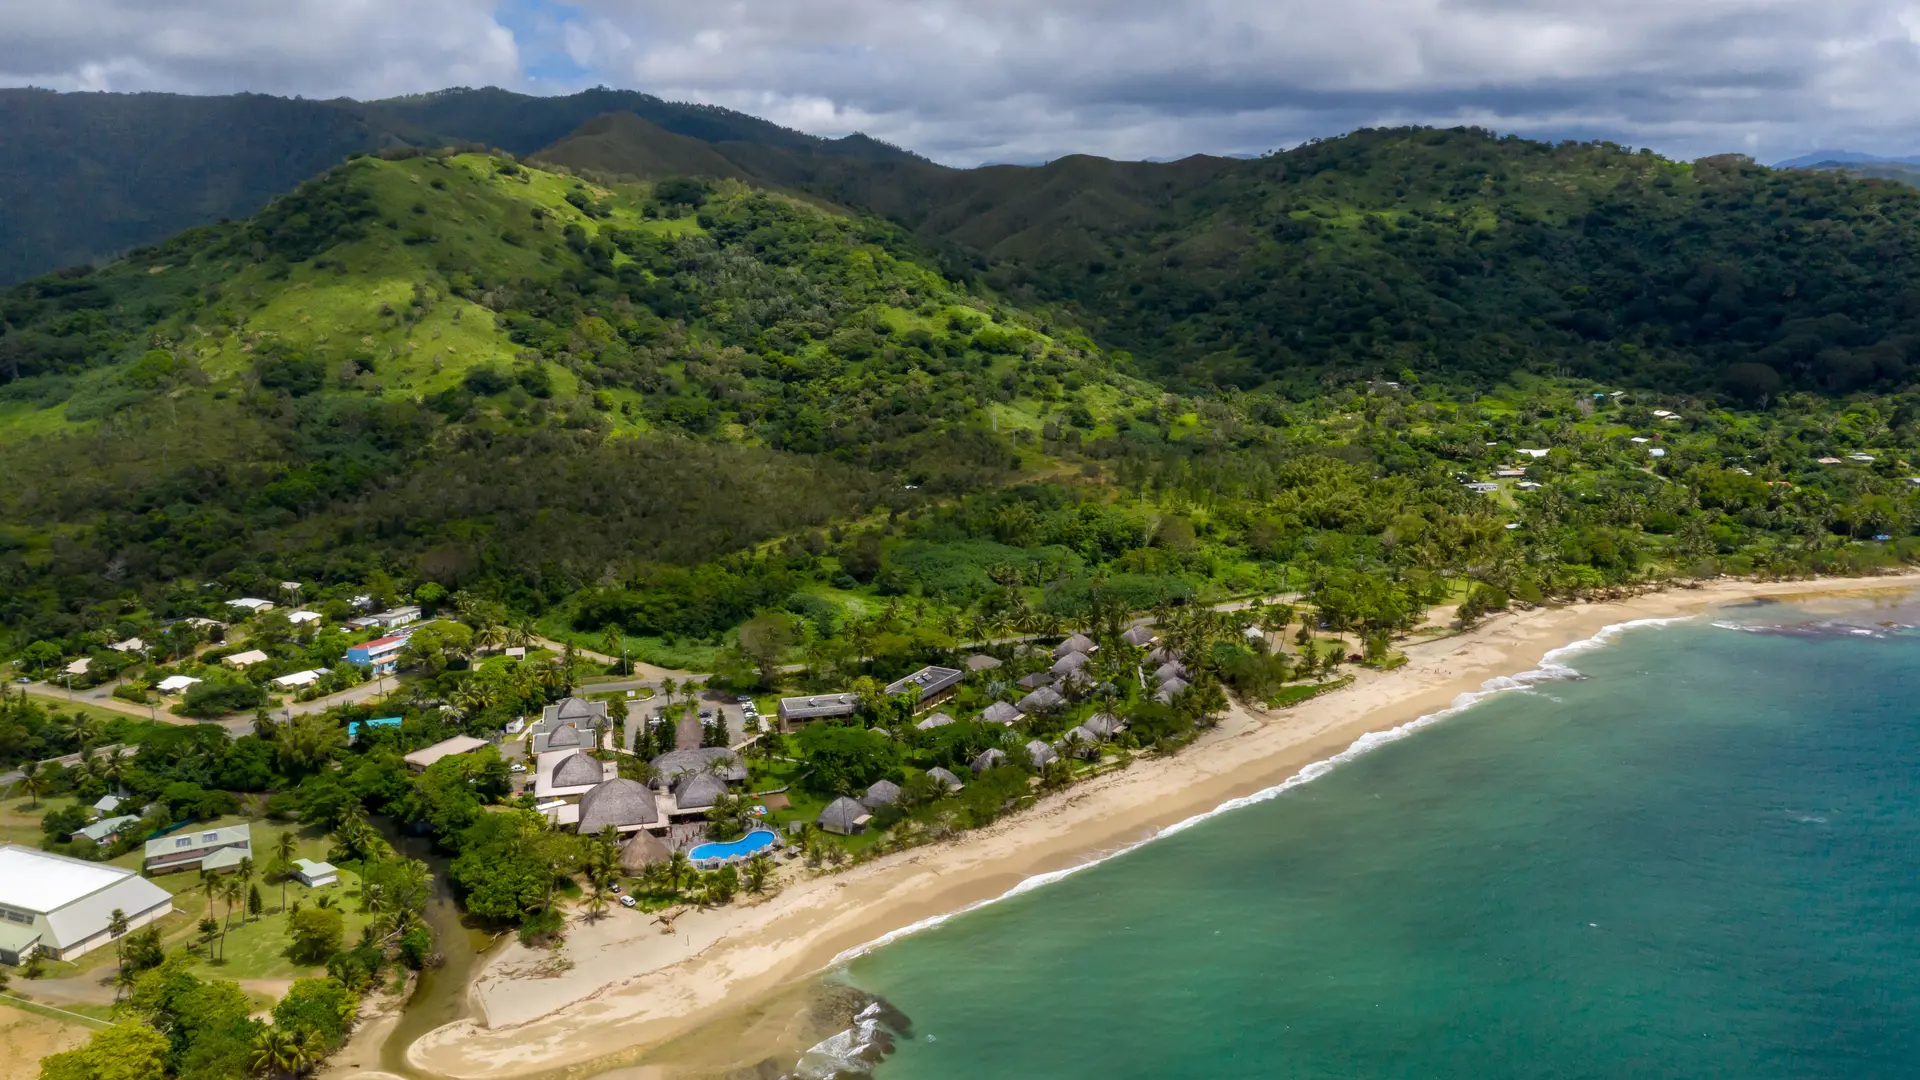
273,832,298,912
665,851,691,895
17,762,45,809
743,852,773,893
219,876,244,961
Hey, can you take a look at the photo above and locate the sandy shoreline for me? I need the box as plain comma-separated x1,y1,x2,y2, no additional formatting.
397,573,1920,1080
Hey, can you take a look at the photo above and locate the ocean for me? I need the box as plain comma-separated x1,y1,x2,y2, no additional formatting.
836,596,1920,1079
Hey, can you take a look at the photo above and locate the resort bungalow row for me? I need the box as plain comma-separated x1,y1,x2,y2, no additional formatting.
776,666,968,730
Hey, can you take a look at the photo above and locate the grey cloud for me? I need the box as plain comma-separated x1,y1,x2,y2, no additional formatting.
4,0,1920,165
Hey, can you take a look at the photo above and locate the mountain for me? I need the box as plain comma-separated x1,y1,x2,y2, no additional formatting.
1791,160,1920,190
1775,149,1920,169
0,87,919,285
545,122,1920,396
0,149,1151,624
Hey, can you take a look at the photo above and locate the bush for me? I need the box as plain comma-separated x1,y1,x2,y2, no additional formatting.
286,907,345,966
180,679,265,718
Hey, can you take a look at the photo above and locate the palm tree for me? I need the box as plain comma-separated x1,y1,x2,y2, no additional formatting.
219,876,244,961
249,1026,323,1080
108,907,130,995
666,851,691,895
659,676,677,711
585,882,609,923
743,852,773,894
198,871,221,949
274,832,298,912
17,762,45,809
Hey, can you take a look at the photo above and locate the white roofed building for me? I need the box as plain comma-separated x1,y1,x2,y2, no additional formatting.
0,845,173,963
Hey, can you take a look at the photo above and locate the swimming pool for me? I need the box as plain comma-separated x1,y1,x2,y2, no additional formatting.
688,828,777,864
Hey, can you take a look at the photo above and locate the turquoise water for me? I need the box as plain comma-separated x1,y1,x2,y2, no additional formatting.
843,600,1920,1079
689,828,776,862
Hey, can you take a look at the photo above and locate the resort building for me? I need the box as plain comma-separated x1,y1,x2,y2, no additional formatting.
979,701,1023,726
143,823,251,875
540,696,608,729
862,780,901,809
1016,686,1066,714
882,666,965,713
1120,626,1158,648
915,712,956,732
776,692,859,730
971,748,1008,774
293,859,338,888
0,846,174,964
530,697,607,753
535,750,617,803
926,767,965,792
403,735,489,772
1050,652,1091,678
1082,713,1126,739
345,634,408,676
1025,740,1059,768
818,797,872,835
964,654,1003,672
1053,634,1097,658
575,779,664,835
645,748,748,820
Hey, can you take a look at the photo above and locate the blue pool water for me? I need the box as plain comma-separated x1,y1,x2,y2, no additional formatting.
688,828,776,862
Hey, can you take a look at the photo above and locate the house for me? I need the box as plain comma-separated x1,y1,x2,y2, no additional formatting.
1494,468,1527,479
1649,448,1667,458
1629,437,1651,444
351,605,421,631
225,598,274,614
776,693,859,730
964,654,1003,672
92,794,125,816
1465,482,1500,494
534,750,617,801
979,701,1024,726
915,712,956,732
273,669,327,689
144,824,251,875
223,649,270,669
0,845,173,964
1848,453,1877,463
1058,726,1102,759
529,698,608,753
1025,740,1058,768
292,858,338,888
287,611,324,626
345,634,408,676
62,657,90,678
818,797,872,835
1517,481,1544,490
1082,713,1127,739
1516,448,1549,458
1053,634,1097,659
108,637,146,654
72,815,140,847
861,780,902,809
155,675,201,694
179,617,225,631
1050,652,1091,678
1120,626,1158,648
1816,457,1843,465
539,696,608,729
882,666,965,712
403,735,489,772
1015,672,1053,690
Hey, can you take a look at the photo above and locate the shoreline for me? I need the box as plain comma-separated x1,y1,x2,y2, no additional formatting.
393,573,1920,1080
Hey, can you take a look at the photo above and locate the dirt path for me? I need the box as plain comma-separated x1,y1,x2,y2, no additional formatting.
0,1004,93,1080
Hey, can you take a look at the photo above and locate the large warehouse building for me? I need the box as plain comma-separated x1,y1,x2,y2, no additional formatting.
0,845,174,964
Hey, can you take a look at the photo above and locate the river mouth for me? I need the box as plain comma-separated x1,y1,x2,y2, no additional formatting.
375,827,502,1078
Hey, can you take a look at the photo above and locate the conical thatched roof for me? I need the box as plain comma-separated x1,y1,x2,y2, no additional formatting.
545,722,589,749
1017,687,1065,714
578,779,659,833
1025,740,1058,768
650,747,747,785
1146,646,1180,666
1159,676,1191,697
915,712,955,731
926,766,964,792
980,701,1023,725
862,779,902,808
1050,652,1090,677
971,748,1008,774
819,796,870,832
965,654,1003,671
1153,660,1189,683
1083,712,1125,739
620,830,672,871
556,696,597,720
552,751,606,788
1121,626,1158,647
1053,634,1096,659
1016,672,1054,690
673,772,730,810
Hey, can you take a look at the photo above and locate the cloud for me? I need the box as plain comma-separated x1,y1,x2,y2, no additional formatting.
5,0,1920,164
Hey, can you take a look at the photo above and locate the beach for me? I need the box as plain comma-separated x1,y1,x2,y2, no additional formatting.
392,573,1920,1080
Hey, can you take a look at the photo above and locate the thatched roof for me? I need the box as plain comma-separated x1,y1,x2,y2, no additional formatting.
552,751,606,788
971,748,1008,774
577,779,659,832
926,766,964,792
1059,726,1101,758
1146,646,1181,666
1025,740,1058,768
620,831,672,871
1159,676,1191,697
1053,634,1097,658
819,796,871,832
965,654,1003,671
1050,652,1091,677
651,747,747,785
862,779,902,808
673,772,730,810
543,722,590,750
1153,661,1189,683
1083,712,1126,739
915,712,956,731
1016,686,1066,714
979,701,1024,726
556,696,598,720
1121,626,1158,647
1016,672,1054,690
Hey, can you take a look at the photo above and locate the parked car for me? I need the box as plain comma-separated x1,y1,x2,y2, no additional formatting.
619,895,637,908
736,696,754,705
509,763,527,773
609,882,621,893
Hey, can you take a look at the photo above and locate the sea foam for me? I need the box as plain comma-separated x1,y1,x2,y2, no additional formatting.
827,615,1694,968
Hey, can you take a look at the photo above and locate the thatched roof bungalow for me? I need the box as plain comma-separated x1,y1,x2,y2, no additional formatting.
927,767,965,792
650,747,748,786
1053,634,1097,658
862,779,902,808
1017,686,1066,714
1025,740,1058,768
979,701,1024,726
971,748,1008,774
1120,626,1158,648
576,779,661,834
819,796,872,835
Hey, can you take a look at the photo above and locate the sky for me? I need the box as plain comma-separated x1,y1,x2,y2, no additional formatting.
5,0,1920,167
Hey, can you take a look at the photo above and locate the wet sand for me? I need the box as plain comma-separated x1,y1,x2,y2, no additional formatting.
399,574,1920,1080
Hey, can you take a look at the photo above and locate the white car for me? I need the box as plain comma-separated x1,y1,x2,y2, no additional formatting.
619,895,637,908
509,763,527,773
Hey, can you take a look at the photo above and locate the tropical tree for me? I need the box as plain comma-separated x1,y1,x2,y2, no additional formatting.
17,761,45,809
274,831,298,912
743,852,773,894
